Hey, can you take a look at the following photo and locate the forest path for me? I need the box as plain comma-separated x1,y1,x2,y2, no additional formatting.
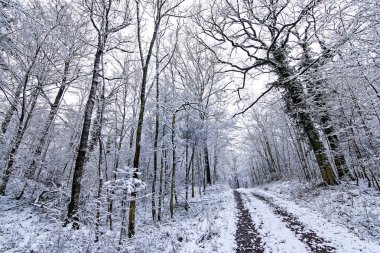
236,188,380,253
234,190,264,253
248,192,334,253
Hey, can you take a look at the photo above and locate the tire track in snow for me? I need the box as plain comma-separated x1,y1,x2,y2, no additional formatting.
251,192,335,253
234,190,264,253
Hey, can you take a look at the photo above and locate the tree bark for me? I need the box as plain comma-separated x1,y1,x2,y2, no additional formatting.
274,48,338,185
127,0,162,237
0,44,41,140
94,57,106,242
65,39,104,228
25,61,70,179
0,74,41,194
185,141,189,211
286,81,337,185
204,146,211,185
169,114,176,218
151,39,160,221
157,138,165,221
94,136,104,243
0,82,22,138
191,146,195,198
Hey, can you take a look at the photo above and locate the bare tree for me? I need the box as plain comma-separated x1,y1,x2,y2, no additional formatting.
127,0,184,237
0,1,65,194
196,0,358,185
65,0,131,229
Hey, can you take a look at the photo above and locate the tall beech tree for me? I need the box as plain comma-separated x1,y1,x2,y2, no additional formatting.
127,0,184,237
65,0,131,229
25,4,84,180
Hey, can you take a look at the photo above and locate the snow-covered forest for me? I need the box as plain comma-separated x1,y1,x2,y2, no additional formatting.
0,0,379,252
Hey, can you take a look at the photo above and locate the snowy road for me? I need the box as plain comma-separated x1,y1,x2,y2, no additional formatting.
234,191,264,253
235,189,380,253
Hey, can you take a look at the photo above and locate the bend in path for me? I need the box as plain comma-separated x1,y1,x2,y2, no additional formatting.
234,190,264,253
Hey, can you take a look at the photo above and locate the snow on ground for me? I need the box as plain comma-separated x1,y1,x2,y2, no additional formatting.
238,188,309,253
0,195,93,253
178,187,236,253
3,179,379,253
129,185,236,253
252,180,380,253
0,185,236,253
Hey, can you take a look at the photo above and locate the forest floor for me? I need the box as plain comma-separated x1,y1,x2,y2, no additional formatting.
0,185,236,253
1,181,380,252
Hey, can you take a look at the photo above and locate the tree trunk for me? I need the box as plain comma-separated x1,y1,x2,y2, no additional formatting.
94,59,106,242
185,139,189,212
274,49,337,185
94,136,104,243
157,148,164,221
26,61,70,179
0,44,41,141
301,42,350,181
191,146,195,198
151,39,160,221
204,146,211,185
169,114,176,219
157,136,167,221
0,82,22,137
0,75,40,195
286,81,337,185
198,150,202,196
287,119,311,181
127,63,148,237
65,39,104,228
310,80,352,180
127,0,161,235
213,143,218,183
